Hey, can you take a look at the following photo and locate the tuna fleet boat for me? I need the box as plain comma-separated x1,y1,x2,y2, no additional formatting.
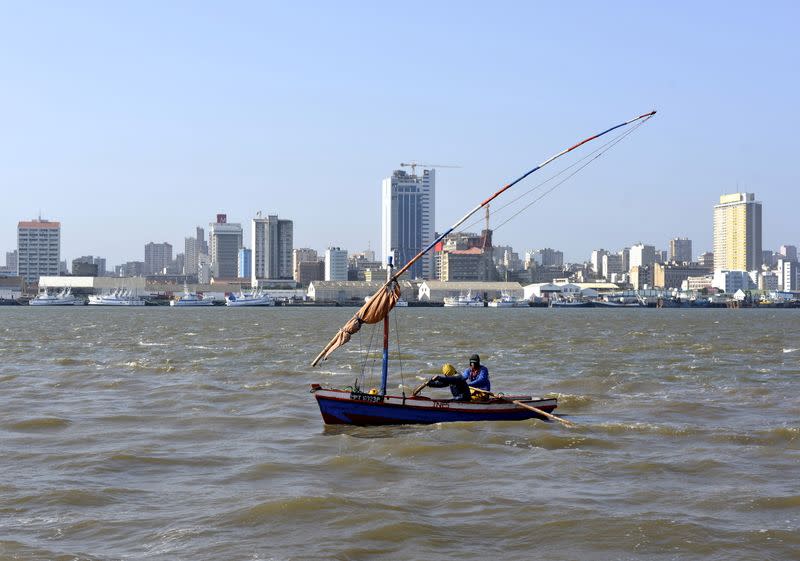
29,287,82,306
309,110,657,426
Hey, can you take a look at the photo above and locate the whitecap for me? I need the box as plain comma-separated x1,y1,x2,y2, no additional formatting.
783,348,797,353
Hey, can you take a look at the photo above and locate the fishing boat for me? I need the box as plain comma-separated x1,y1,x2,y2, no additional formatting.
170,283,215,307
29,287,82,306
310,110,656,426
443,291,484,307
550,298,593,308
225,288,275,307
487,291,527,307
88,288,145,306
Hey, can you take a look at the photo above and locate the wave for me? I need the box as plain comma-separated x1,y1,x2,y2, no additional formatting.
6,417,71,431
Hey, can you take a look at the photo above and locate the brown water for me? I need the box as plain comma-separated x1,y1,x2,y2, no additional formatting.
1,307,798,560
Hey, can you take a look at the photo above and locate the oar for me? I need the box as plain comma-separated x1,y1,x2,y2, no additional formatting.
411,377,434,397
470,387,575,427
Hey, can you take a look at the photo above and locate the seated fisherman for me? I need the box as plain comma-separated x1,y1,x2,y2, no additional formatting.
427,354,491,401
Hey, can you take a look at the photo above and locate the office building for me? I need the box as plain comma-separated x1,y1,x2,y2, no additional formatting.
17,218,60,283
780,245,797,262
184,227,208,277
381,169,435,279
669,238,692,263
630,243,656,270
144,242,173,275
209,214,243,279
653,262,711,290
713,192,762,271
538,248,564,268
325,247,348,281
293,248,318,282
590,249,607,278
779,259,798,291
602,253,624,280
238,248,252,279
252,214,293,284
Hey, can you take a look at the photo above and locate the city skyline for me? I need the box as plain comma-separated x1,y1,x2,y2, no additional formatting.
1,3,799,264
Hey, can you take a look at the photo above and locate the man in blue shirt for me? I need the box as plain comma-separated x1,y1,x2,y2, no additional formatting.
463,354,490,392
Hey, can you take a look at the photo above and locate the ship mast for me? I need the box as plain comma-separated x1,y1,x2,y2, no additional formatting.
380,256,393,396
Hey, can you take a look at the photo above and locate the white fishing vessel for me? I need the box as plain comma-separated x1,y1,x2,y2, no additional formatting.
487,292,526,307
88,288,145,306
225,289,275,307
443,291,484,307
29,287,82,306
170,284,215,307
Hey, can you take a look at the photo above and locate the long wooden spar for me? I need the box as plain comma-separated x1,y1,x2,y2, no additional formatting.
311,110,656,366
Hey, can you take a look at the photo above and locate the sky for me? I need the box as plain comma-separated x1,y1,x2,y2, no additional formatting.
1,1,798,265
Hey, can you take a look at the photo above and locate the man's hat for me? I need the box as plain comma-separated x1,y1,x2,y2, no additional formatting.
469,354,480,365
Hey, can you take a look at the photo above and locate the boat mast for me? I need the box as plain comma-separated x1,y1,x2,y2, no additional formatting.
380,256,393,396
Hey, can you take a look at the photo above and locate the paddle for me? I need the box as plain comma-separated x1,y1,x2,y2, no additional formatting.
469,387,575,427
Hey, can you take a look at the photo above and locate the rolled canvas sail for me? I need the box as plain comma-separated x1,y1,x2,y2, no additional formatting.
311,282,401,366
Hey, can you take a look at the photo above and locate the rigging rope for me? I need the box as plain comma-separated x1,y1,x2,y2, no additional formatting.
458,119,647,235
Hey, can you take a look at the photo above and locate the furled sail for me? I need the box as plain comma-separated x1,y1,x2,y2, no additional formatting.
311,281,401,366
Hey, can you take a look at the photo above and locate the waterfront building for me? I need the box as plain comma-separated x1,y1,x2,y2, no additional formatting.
1,250,19,276
348,254,383,281
144,242,173,275
251,214,293,284
538,248,564,268
184,227,208,278
698,251,714,269
629,243,656,271
297,259,325,286
209,214,243,280
759,271,779,291
381,168,435,279
713,192,762,271
238,248,252,279
685,275,713,291
778,259,798,290
115,261,146,277
72,257,98,276
669,238,692,263
325,247,348,281
17,218,61,283
629,265,653,290
602,253,624,281
654,262,713,290
440,248,497,282
293,248,318,282
712,270,754,293
780,244,798,262
418,280,523,303
590,249,607,278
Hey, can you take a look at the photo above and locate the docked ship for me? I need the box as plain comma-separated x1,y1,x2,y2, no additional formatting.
29,287,82,306
225,289,275,307
443,291,484,307
487,292,527,307
170,284,215,307
88,288,145,306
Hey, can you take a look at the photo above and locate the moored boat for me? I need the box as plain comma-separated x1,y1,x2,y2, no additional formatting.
443,291,484,307
29,287,82,306
88,288,145,306
225,289,275,307
170,284,215,307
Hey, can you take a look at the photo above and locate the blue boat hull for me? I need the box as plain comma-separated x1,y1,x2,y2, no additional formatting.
313,387,558,426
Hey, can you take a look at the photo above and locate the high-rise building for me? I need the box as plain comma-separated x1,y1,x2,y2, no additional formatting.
251,214,293,284
630,243,656,270
713,192,762,271
669,238,692,263
538,248,564,267
238,248,252,279
325,247,348,281
699,251,714,269
779,259,798,290
590,249,607,278
144,242,173,275
780,244,798,262
293,248,318,282
602,253,624,280
209,214,243,279
381,169,435,279
17,218,60,283
184,226,208,277
4,250,18,275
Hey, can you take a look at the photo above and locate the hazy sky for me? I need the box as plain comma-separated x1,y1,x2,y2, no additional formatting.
1,1,798,265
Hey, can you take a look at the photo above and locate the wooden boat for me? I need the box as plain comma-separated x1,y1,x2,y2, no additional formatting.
312,386,557,425
310,110,656,426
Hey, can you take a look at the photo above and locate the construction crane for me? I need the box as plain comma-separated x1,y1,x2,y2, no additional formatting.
399,162,461,177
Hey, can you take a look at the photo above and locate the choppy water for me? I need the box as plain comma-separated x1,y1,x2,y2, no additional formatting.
1,307,798,561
